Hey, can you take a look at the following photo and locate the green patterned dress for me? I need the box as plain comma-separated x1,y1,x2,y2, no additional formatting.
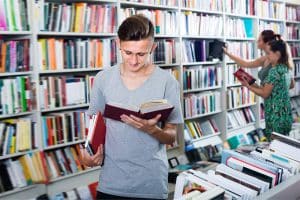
264,64,293,137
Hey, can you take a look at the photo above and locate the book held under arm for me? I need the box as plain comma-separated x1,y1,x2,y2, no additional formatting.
84,112,106,156
103,99,174,122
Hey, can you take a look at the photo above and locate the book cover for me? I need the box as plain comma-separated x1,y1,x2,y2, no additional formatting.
104,99,174,122
233,68,256,85
208,40,226,61
84,112,106,156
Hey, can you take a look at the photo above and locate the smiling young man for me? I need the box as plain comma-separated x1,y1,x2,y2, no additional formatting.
80,15,183,199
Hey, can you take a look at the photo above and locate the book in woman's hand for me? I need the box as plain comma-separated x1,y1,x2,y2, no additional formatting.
233,68,256,85
103,99,174,122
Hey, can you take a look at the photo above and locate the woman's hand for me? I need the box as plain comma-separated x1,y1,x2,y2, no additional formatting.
120,114,161,134
239,76,250,88
222,46,229,55
79,145,104,167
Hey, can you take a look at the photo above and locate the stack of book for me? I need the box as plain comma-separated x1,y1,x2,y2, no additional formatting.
175,132,300,199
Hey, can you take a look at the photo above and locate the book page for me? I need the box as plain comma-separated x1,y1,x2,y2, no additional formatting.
106,102,139,112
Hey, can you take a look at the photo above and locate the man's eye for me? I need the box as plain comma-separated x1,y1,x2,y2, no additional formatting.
125,52,132,55
137,53,146,57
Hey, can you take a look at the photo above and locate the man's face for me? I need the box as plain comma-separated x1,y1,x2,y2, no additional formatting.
119,38,155,72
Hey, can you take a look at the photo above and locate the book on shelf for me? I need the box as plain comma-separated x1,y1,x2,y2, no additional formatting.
104,99,174,122
208,40,226,61
183,91,221,118
233,68,256,85
85,112,106,156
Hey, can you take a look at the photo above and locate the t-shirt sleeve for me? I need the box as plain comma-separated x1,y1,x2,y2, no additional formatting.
87,73,106,116
164,77,184,124
264,67,280,85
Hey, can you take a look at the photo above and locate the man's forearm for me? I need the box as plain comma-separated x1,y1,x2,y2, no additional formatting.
149,125,177,144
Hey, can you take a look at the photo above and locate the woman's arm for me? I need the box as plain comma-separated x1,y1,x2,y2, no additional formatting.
240,77,273,99
223,47,266,68
290,78,295,89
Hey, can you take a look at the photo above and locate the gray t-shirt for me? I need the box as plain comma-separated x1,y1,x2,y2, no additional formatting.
87,65,183,199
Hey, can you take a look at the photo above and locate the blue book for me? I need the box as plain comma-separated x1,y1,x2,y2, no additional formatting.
243,18,254,38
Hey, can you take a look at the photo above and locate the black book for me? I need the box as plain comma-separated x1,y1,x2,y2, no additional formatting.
208,40,226,61
0,162,13,191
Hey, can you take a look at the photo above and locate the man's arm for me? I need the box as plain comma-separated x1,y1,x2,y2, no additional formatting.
121,114,177,144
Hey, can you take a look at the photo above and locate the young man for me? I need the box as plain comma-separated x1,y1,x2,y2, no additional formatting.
80,15,183,199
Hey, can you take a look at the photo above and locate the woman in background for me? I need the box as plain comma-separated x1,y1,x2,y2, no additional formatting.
239,39,293,138
223,30,295,87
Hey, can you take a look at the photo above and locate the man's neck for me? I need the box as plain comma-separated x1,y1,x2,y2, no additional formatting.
120,63,154,78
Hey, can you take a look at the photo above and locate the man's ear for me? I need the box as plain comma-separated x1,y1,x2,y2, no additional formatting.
150,42,157,54
116,38,121,49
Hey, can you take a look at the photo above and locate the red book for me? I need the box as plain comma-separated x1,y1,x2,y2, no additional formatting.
84,112,106,156
103,99,174,122
233,68,256,85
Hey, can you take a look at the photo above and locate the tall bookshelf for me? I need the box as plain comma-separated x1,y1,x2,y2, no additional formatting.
0,0,300,199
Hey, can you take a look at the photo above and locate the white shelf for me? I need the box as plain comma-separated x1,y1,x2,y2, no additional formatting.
156,63,180,68
227,102,257,111
38,32,117,37
41,104,89,113
256,174,300,200
180,7,223,15
155,34,180,38
0,184,46,199
0,71,33,77
225,37,256,41
47,167,100,196
285,20,300,24
43,140,85,151
225,13,257,19
39,68,102,75
259,17,285,22
120,1,179,10
190,132,222,144
0,149,39,161
184,110,222,120
183,86,222,94
181,35,223,39
227,83,242,87
0,111,35,120
182,61,221,66
227,122,256,135
0,31,31,35
286,39,300,42
191,133,222,148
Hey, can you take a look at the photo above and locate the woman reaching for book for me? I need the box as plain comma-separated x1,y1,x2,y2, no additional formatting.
223,30,295,87
238,39,293,138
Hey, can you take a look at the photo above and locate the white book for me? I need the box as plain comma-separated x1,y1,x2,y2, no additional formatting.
207,170,257,200
216,163,269,193
270,140,300,163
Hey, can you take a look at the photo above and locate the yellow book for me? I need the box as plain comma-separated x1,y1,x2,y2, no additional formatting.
31,153,43,183
19,156,33,185
10,135,16,154
186,122,197,139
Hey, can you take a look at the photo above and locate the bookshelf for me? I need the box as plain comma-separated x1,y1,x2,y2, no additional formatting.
0,0,300,199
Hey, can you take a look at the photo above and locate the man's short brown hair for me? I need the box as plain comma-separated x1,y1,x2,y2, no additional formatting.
118,14,154,41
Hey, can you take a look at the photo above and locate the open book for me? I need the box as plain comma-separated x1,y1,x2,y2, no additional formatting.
84,112,106,156
233,68,256,85
103,99,174,122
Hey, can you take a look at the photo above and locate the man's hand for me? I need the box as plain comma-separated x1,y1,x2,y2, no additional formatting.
120,114,161,134
79,145,104,167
